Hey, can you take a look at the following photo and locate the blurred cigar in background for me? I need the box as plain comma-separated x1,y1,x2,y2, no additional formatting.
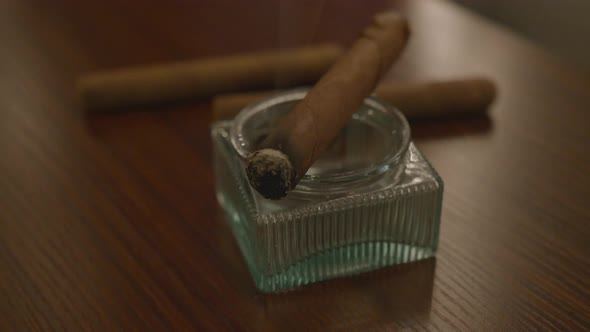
213,78,497,121
77,45,496,121
78,44,343,110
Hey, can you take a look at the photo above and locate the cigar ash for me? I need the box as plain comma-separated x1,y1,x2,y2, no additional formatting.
245,149,295,200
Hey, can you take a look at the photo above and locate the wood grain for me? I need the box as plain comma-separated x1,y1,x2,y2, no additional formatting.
1,0,589,330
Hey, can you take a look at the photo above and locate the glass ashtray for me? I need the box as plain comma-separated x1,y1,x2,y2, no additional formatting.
211,88,443,292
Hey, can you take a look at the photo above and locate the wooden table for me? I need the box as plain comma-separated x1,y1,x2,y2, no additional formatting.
1,0,589,330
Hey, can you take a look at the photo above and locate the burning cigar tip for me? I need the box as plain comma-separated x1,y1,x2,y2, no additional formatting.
246,149,295,200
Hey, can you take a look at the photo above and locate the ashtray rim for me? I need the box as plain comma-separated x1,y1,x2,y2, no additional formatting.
230,88,411,185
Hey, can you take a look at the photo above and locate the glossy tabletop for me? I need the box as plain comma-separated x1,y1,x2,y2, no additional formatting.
1,0,589,330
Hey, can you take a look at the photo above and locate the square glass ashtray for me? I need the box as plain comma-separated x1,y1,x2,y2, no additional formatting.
212,89,443,292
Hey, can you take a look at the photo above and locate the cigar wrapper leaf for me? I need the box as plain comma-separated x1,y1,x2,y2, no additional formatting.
212,78,497,121
78,44,343,111
246,13,410,199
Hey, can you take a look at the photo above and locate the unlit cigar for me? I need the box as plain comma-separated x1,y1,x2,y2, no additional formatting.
212,78,496,121
246,13,410,199
77,44,343,110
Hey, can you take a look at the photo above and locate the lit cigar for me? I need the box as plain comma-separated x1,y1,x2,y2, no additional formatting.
245,13,410,199
212,78,496,121
77,44,343,110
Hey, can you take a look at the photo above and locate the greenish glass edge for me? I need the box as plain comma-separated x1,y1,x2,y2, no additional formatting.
416,149,444,253
211,123,264,284
212,122,444,292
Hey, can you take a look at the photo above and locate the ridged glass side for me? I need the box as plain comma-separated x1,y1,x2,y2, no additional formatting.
212,122,443,293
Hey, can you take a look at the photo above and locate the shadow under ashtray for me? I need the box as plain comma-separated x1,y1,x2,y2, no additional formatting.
259,258,436,327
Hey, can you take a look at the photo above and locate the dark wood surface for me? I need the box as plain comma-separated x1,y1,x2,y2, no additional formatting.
1,0,589,330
